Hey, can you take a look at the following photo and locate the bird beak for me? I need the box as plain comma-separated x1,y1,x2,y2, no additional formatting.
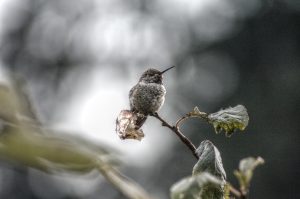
160,66,175,74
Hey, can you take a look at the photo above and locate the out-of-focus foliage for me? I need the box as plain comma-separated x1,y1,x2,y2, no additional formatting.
0,125,116,173
0,76,154,199
170,140,226,199
0,76,116,172
0,78,39,125
234,157,264,192
207,105,249,137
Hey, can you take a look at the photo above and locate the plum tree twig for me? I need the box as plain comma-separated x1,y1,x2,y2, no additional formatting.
151,112,249,199
151,112,198,159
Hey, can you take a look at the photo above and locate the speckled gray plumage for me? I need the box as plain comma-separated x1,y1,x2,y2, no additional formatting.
128,67,173,116
129,82,166,115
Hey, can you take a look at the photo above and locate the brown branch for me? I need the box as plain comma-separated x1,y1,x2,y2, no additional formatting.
152,110,251,199
151,113,198,159
175,112,209,129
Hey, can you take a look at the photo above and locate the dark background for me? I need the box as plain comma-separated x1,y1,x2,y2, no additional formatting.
0,0,299,198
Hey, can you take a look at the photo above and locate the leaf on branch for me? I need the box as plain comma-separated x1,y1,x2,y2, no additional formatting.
234,156,264,191
207,105,249,137
170,140,226,199
193,140,226,181
116,110,145,141
170,172,224,199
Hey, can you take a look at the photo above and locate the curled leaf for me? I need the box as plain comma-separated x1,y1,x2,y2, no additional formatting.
234,157,264,191
170,172,224,199
170,141,226,199
208,105,249,137
193,140,226,181
116,110,146,141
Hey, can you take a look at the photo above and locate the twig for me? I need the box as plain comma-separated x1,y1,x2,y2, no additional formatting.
228,185,241,198
98,164,155,199
228,184,248,199
151,113,198,159
240,189,248,199
152,112,249,199
175,111,209,129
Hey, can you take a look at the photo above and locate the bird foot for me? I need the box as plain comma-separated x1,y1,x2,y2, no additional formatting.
150,112,159,117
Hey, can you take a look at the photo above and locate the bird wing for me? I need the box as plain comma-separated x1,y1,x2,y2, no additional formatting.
129,84,138,111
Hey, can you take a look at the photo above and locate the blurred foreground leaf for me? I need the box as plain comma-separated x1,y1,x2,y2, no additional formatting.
0,125,115,172
0,125,153,199
0,77,154,199
234,156,264,193
0,77,39,125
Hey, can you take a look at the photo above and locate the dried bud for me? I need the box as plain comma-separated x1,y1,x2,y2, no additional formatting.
116,110,146,141
208,105,249,137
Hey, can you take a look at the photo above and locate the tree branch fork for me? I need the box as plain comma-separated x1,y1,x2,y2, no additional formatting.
151,112,198,159
151,112,248,199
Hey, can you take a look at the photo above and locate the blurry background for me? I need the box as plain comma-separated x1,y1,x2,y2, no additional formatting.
0,0,299,198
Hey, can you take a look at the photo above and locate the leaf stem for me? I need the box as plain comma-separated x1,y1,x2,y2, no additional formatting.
97,164,154,199
228,184,248,199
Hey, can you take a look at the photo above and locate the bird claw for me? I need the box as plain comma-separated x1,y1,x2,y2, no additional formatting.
150,112,159,117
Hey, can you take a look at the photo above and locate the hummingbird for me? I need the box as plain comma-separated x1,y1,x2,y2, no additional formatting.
129,66,175,119
115,66,175,140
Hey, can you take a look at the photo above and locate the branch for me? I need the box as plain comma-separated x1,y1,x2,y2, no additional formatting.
151,113,198,159
153,112,250,199
228,184,248,199
175,111,208,129
98,164,155,199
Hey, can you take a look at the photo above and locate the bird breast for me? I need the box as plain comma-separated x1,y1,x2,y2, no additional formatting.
130,82,166,115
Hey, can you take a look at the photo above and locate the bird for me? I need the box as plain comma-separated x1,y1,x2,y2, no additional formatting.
129,66,175,128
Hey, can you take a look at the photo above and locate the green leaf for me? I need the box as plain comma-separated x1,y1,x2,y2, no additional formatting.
170,172,224,199
193,140,226,181
0,125,117,173
0,125,154,199
0,85,34,124
234,157,264,191
223,183,231,199
170,140,226,199
207,105,249,137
